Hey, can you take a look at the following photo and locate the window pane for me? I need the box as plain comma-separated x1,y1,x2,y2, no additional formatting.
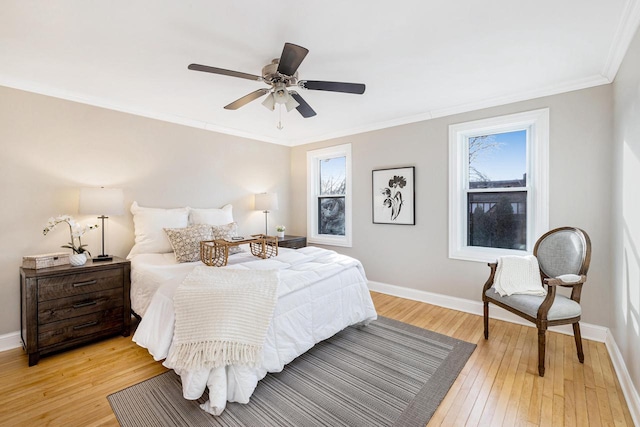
469,130,527,189
467,192,527,250
318,197,345,235
320,157,346,195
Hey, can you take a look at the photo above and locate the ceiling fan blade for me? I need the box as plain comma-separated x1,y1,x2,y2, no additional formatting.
299,80,365,95
224,89,270,110
289,91,317,118
277,43,309,76
188,64,262,82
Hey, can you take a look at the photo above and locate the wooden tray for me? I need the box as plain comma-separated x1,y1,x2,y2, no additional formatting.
200,234,278,267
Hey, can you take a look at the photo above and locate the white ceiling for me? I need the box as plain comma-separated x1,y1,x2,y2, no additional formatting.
1,1,639,146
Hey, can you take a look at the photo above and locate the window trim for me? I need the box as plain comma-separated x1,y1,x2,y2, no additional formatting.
448,109,549,262
307,143,352,247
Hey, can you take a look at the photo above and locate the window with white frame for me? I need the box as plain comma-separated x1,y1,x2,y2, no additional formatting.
449,109,549,262
307,143,352,247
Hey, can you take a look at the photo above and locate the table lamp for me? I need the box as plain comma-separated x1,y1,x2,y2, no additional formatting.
255,192,278,235
79,187,124,262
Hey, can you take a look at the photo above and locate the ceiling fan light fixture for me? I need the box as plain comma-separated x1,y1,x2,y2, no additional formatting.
284,95,299,112
261,93,275,110
269,82,298,112
273,83,288,103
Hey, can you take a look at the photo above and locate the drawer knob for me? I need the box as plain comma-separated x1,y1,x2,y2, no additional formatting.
72,300,97,309
72,280,97,288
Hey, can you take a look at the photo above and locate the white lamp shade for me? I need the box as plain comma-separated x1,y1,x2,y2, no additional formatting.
79,187,124,215
284,95,299,112
255,193,278,211
261,93,276,111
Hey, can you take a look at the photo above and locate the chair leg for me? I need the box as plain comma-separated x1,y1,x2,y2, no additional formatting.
538,328,546,377
573,322,584,363
483,302,489,339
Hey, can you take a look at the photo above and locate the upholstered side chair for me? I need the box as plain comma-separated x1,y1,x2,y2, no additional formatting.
482,227,592,377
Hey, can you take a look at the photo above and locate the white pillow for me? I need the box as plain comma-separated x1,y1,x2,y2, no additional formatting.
127,201,189,258
189,204,234,226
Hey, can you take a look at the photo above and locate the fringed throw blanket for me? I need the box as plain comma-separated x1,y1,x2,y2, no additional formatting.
494,255,546,297
165,266,279,371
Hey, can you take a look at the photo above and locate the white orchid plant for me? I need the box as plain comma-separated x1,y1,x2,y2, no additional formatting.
275,225,286,232
43,215,99,256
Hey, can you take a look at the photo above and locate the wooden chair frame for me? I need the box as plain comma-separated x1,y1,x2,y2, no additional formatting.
482,226,592,376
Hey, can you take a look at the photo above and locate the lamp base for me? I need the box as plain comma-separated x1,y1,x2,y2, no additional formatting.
92,254,113,262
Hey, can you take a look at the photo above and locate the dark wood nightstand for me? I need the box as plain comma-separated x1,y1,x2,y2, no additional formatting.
20,257,131,366
277,235,307,249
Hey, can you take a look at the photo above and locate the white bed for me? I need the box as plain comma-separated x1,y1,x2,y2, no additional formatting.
131,245,377,415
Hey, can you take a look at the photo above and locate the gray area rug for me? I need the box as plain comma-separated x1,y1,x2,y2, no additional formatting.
108,316,475,426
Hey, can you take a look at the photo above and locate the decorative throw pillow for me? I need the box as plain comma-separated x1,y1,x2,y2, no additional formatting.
128,202,190,258
189,204,234,226
212,222,244,255
164,224,214,263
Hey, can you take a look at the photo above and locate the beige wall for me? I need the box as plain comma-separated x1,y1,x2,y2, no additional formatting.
0,78,620,339
291,85,614,327
612,26,640,396
0,86,291,335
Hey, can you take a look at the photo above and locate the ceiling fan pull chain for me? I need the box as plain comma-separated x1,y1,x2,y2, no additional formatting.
277,104,284,130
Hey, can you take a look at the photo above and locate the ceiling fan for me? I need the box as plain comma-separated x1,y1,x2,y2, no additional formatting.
188,42,366,118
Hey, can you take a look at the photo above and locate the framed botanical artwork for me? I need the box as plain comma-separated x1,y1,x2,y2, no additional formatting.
372,166,415,225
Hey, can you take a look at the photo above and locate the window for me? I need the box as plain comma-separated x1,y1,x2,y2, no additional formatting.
307,143,352,247
449,109,549,262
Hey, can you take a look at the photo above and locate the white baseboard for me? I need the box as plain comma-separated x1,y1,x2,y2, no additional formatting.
368,280,608,341
0,331,22,352
605,331,640,426
368,280,639,425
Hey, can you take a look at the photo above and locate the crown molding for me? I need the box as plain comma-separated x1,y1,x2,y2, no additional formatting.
602,0,640,81
290,75,610,146
0,77,293,146
0,69,616,148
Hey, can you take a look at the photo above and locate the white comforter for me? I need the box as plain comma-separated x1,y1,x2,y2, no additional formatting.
131,246,377,415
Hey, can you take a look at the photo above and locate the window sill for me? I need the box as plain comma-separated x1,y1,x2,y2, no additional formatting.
308,236,352,248
449,246,530,263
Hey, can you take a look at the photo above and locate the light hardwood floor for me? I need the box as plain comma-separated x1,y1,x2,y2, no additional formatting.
0,291,634,426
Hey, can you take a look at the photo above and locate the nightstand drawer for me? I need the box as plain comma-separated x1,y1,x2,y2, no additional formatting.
38,307,124,348
277,235,307,249
38,288,123,324
38,268,123,301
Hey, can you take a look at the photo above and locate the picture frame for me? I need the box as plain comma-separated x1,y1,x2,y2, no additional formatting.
372,166,415,225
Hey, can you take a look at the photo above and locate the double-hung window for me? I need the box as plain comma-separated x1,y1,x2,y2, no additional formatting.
449,109,549,262
307,143,352,247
